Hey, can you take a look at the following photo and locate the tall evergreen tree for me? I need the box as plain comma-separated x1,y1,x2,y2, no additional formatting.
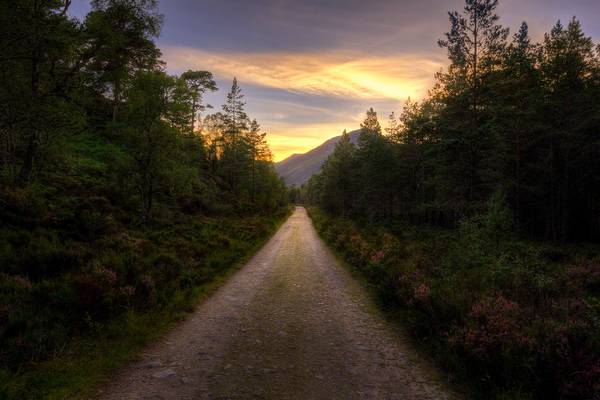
222,77,249,136
538,18,600,240
220,78,250,193
434,0,509,215
438,0,509,108
360,107,382,135
320,130,357,214
180,70,217,135
246,119,272,202
356,109,397,221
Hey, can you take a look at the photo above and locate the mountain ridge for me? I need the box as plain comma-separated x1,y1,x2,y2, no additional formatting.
275,129,362,187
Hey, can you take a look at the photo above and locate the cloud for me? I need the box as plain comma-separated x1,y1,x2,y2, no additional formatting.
162,46,444,102
161,46,447,161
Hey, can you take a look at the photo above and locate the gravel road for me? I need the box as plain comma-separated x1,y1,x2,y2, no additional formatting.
97,207,457,400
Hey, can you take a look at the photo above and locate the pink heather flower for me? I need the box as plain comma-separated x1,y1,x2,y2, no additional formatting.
371,250,386,263
141,275,154,289
119,285,136,297
12,275,33,290
94,267,117,286
413,283,431,303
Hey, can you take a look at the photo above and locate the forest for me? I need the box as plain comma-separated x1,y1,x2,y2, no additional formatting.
0,0,288,397
2,0,600,399
304,0,600,398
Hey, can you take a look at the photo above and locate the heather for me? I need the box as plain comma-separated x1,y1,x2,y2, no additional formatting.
309,207,600,399
300,1,600,397
0,131,289,398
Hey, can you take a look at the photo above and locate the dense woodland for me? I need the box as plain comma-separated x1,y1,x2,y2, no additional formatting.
305,1,600,398
306,2,600,243
2,0,600,399
0,0,286,211
0,1,287,396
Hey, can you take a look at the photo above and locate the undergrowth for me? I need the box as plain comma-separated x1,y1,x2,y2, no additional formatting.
308,207,600,400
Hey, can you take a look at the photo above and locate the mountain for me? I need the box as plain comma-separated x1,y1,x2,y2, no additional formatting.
275,129,362,187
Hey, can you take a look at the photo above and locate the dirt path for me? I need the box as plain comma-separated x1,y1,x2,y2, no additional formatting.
97,207,457,400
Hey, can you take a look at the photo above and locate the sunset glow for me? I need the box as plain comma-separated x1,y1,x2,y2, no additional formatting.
67,0,600,161
163,47,443,159
164,47,442,101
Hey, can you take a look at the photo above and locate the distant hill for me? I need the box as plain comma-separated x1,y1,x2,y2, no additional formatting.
275,129,362,187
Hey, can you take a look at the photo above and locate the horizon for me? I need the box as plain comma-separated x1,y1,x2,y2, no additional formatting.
69,0,600,161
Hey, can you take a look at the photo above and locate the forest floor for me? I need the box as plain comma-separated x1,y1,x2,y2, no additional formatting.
95,207,458,400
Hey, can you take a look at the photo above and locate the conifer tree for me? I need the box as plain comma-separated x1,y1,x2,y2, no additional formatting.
181,70,217,135
360,107,382,135
438,0,509,107
246,119,272,202
320,130,357,214
222,77,249,136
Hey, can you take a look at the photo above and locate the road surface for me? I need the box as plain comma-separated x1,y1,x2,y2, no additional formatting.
97,207,456,400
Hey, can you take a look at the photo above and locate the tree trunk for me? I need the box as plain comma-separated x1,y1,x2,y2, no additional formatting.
112,79,121,129
190,95,197,135
19,2,41,183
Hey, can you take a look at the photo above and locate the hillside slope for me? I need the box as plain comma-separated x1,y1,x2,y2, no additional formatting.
276,129,361,187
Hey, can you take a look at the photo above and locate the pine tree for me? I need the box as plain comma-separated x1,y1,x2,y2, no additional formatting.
539,18,600,240
246,119,272,202
181,70,217,135
360,107,382,135
356,109,396,221
438,0,509,108
219,78,251,194
222,77,249,136
493,21,542,233
320,130,357,214
434,0,509,214
385,112,401,138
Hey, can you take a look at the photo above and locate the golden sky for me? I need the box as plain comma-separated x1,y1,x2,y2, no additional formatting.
163,46,444,160
70,0,600,161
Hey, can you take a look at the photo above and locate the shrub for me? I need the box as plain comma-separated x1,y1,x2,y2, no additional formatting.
308,207,600,399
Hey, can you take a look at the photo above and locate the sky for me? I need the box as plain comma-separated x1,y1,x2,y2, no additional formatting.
69,0,600,161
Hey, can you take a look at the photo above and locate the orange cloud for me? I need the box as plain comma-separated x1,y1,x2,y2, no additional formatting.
162,46,445,161
163,46,444,101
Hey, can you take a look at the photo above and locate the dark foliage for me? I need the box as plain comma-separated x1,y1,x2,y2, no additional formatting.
0,1,289,396
304,1,600,398
304,6,600,244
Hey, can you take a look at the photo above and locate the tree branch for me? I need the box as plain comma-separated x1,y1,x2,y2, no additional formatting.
60,0,72,17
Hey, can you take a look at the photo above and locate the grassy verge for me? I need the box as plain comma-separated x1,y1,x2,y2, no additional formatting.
0,208,291,400
307,207,600,400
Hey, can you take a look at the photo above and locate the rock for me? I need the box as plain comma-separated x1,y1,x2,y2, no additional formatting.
143,361,163,368
152,369,176,379
180,377,193,384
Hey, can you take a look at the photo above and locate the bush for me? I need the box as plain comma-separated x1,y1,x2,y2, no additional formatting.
308,207,600,399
